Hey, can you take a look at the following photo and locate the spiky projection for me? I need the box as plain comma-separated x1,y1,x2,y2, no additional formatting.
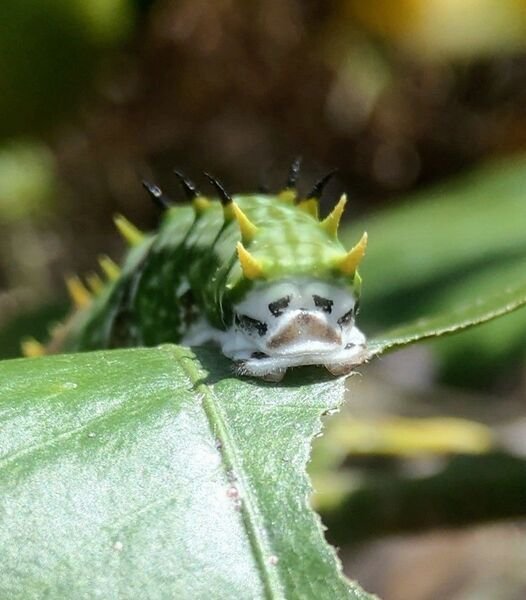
25,164,368,381
113,215,145,246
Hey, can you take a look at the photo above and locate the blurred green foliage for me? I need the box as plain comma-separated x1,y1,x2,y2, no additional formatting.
346,0,526,58
0,0,133,139
343,157,526,386
0,141,58,222
344,157,526,312
321,452,526,545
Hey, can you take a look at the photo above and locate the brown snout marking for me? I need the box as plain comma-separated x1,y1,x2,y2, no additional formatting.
267,312,341,349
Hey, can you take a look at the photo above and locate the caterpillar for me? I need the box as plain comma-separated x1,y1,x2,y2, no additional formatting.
23,159,368,382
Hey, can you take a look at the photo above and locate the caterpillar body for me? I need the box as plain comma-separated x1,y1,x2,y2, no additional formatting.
25,163,368,382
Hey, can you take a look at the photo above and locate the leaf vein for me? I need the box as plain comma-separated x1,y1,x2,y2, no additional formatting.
171,346,286,600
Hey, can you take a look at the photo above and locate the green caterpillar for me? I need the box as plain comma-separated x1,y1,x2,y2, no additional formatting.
24,160,368,382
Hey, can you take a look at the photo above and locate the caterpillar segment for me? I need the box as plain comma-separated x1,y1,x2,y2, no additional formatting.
113,214,145,247
21,337,46,358
98,255,121,281
306,169,337,201
236,242,264,280
286,156,302,190
142,180,172,211
30,163,368,381
85,272,104,296
277,156,301,204
338,232,368,275
65,275,92,309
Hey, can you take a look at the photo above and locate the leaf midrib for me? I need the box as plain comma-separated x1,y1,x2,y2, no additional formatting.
172,346,285,600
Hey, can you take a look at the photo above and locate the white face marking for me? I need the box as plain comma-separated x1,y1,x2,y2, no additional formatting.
219,277,367,380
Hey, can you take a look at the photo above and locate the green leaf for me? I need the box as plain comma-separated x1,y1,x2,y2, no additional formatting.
425,256,526,386
0,346,372,599
368,277,526,356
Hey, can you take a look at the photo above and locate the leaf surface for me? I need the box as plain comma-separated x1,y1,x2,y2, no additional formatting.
0,346,371,599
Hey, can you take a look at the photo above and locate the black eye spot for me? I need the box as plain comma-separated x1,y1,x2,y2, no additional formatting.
251,351,269,359
268,295,291,317
337,308,354,326
313,295,333,313
237,314,268,336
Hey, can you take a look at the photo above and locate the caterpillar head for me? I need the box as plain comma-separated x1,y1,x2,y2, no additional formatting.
221,277,367,382
220,188,368,381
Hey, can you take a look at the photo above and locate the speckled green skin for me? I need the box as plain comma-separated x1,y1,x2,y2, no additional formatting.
61,194,358,353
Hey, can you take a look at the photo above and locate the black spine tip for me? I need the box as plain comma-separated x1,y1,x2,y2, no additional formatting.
204,172,232,205
286,156,302,189
307,169,338,200
142,180,171,210
174,169,199,200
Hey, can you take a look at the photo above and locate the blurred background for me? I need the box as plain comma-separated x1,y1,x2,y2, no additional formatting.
1,1,526,597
